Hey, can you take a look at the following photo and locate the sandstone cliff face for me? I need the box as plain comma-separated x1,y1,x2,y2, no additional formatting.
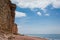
0,0,17,34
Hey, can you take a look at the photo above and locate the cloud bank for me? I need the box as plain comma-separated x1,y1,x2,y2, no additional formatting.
11,0,60,10
11,0,60,16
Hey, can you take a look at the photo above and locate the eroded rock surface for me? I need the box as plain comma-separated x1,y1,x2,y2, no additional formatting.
0,0,17,34
0,0,18,40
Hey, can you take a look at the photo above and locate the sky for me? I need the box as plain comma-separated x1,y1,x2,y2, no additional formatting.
11,0,60,34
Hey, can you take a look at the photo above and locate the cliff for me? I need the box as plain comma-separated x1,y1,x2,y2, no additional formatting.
0,0,48,40
0,0,17,34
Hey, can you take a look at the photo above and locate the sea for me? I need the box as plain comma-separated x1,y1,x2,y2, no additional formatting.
26,34,60,40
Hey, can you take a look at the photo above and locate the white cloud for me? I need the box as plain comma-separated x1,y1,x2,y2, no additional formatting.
11,0,60,10
52,0,60,8
45,14,50,16
11,0,60,16
37,12,42,16
15,11,26,18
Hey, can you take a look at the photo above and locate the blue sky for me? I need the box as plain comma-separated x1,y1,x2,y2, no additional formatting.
11,0,60,34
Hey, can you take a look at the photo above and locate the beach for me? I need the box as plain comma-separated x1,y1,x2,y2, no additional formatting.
13,35,48,40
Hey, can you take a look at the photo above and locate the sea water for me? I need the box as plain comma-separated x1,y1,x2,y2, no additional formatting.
26,34,60,40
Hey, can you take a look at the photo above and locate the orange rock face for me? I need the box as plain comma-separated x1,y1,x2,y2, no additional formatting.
0,0,17,34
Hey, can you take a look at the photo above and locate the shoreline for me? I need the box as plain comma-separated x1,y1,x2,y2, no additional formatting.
0,34,48,40
13,35,48,40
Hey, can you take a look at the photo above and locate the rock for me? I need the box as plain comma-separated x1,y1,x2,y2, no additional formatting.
0,0,48,40
0,34,15,40
0,0,17,34
12,23,18,34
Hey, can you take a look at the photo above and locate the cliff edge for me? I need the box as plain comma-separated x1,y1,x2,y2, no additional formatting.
0,0,17,34
0,0,48,40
